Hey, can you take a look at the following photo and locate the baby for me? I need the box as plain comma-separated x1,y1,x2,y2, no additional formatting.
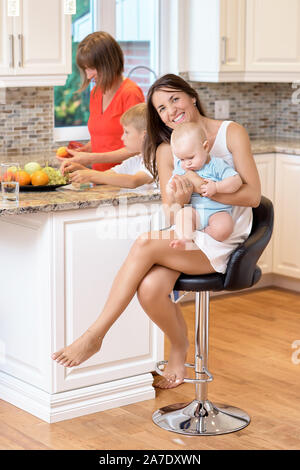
167,122,243,250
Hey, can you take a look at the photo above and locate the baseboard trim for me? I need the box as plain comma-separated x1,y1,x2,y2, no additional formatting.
0,371,155,423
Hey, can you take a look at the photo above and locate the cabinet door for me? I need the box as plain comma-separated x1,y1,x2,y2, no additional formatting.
219,0,245,72
14,0,71,75
246,0,300,73
254,154,275,274
0,0,13,76
53,203,164,393
273,154,300,279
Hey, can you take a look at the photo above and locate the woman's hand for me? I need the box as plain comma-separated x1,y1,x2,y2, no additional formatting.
69,169,96,183
170,174,194,207
60,161,87,175
56,148,92,165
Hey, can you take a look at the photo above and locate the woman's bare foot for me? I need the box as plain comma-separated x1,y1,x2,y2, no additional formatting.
154,338,189,389
51,329,103,367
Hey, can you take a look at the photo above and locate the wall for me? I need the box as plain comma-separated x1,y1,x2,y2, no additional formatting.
0,82,299,158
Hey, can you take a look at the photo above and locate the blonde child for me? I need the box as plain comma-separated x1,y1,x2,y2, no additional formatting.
167,122,243,250
65,103,155,190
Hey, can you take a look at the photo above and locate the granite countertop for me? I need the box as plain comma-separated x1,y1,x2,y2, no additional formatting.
1,137,300,216
250,138,300,155
0,185,161,216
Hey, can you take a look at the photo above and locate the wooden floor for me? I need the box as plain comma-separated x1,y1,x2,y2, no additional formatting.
1,287,300,450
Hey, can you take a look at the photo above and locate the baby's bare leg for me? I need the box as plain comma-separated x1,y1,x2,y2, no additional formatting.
204,211,234,242
170,206,200,250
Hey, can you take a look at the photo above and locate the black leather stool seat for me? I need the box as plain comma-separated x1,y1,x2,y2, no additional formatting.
174,273,225,292
174,267,262,293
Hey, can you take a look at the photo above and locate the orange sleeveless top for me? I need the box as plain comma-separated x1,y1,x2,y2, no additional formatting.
88,78,144,171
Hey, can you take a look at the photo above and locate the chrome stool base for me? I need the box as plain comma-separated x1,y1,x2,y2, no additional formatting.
152,399,250,436
152,291,251,436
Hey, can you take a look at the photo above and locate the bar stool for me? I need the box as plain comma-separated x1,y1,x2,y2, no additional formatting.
153,196,274,436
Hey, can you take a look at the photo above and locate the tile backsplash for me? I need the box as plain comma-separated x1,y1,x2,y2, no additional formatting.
0,87,55,156
190,81,300,139
0,82,299,157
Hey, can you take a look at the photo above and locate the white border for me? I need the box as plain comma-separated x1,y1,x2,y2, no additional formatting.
54,125,90,142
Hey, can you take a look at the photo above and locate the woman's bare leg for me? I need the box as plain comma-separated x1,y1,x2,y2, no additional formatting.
137,265,189,389
52,230,214,367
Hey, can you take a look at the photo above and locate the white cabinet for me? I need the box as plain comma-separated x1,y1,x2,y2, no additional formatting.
185,0,246,82
184,0,300,82
254,153,275,274
273,154,300,279
0,0,12,76
219,0,246,73
246,0,300,76
0,0,71,87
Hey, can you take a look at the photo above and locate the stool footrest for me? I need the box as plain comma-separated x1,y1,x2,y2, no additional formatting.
155,360,213,384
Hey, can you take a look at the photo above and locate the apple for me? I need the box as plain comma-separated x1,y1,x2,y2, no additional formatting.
7,166,18,173
24,162,41,175
68,141,84,150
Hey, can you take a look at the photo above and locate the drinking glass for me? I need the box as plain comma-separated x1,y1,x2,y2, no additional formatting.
1,163,20,207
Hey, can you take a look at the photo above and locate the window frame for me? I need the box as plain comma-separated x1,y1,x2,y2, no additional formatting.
54,0,163,143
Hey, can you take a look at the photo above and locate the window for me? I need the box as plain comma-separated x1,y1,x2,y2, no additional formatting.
116,0,158,95
54,0,159,142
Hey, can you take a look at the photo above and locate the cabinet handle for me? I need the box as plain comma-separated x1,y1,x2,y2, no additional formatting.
18,34,23,67
221,36,227,65
9,34,14,68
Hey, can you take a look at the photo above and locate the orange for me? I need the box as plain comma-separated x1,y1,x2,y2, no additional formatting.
15,170,31,186
31,170,49,186
56,146,70,158
1,171,15,182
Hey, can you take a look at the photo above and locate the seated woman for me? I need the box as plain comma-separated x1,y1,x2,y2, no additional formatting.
52,74,261,390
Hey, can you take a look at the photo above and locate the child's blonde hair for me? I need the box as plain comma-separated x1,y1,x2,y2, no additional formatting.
120,103,147,132
171,122,207,148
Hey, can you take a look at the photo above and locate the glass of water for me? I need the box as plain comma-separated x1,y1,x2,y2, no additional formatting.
1,163,20,207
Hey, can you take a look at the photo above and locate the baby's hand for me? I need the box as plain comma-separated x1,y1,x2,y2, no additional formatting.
200,179,217,197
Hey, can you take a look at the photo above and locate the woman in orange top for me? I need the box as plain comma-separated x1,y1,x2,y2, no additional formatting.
58,31,144,173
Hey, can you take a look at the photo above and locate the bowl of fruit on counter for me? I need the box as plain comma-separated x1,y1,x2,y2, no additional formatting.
9,162,69,191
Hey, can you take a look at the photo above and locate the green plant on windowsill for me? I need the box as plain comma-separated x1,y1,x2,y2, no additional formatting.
54,41,90,127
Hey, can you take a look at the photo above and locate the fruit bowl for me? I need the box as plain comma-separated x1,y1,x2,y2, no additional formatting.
20,183,68,191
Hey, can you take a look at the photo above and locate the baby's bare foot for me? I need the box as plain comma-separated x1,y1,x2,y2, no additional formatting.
51,329,103,367
154,338,189,389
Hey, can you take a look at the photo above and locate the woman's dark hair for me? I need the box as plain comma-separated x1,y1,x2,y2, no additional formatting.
143,74,206,181
76,31,124,93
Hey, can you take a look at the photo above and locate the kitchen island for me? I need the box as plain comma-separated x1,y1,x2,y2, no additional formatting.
0,184,164,423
